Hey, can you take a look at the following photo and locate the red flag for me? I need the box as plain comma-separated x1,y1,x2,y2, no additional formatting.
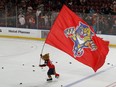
45,5,109,72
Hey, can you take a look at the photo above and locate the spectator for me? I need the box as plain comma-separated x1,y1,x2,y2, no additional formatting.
113,0,116,13
111,19,116,35
44,14,49,28
18,13,26,28
29,15,36,29
25,6,36,29
92,13,98,33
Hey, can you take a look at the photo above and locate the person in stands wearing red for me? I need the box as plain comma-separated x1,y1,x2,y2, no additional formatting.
39,53,59,81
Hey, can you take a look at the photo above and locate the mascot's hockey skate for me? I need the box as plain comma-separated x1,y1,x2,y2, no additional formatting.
47,74,60,81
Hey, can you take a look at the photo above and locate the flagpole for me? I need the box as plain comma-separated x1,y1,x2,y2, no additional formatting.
39,42,46,65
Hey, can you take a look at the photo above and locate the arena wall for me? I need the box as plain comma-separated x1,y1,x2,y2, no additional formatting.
0,27,115,47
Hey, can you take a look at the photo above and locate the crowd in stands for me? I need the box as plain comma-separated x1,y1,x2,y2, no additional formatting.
0,0,116,17
16,0,116,14
0,0,116,35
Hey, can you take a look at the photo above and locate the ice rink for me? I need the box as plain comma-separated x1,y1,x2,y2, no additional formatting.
0,38,116,87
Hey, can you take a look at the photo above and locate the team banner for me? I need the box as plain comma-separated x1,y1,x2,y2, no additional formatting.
45,5,109,72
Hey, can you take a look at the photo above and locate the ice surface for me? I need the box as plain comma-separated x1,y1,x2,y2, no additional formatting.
0,38,116,87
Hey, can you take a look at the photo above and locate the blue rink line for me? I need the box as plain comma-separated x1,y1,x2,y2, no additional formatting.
64,65,116,87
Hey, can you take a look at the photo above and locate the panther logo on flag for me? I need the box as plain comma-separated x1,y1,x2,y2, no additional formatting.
64,22,97,57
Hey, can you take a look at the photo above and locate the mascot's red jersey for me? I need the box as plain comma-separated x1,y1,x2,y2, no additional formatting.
45,59,55,68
